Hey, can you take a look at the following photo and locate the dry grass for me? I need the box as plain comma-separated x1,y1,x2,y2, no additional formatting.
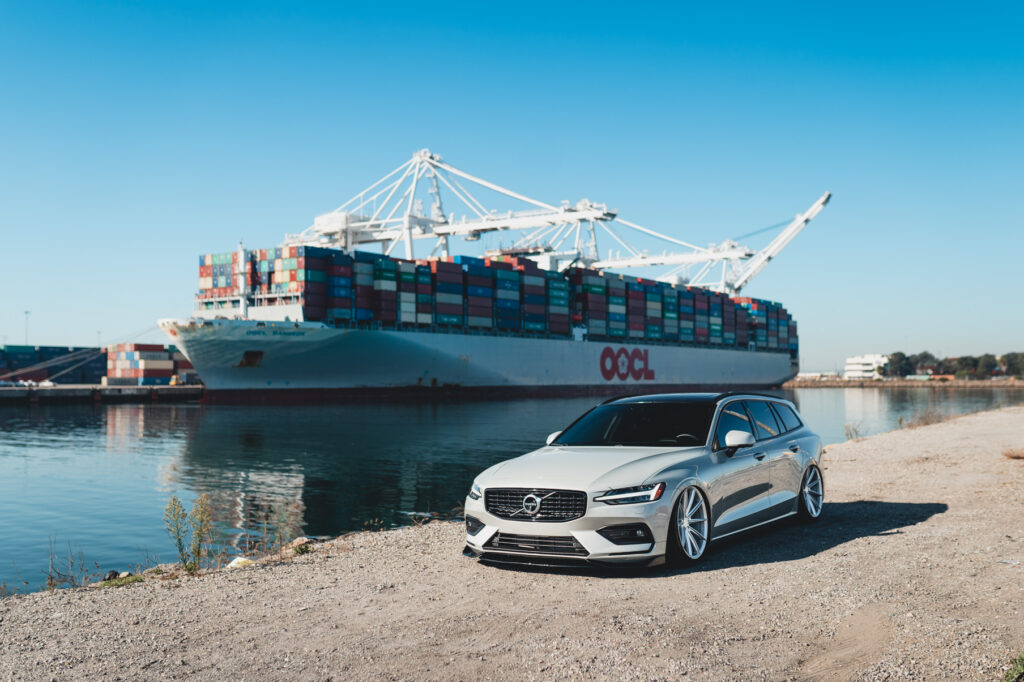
1003,447,1024,461
904,409,949,429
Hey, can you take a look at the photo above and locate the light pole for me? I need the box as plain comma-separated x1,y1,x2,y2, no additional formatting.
24,310,30,345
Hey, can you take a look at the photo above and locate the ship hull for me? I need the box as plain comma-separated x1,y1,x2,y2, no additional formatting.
160,319,796,403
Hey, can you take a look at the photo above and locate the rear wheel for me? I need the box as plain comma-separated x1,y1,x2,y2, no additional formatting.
798,466,824,521
668,486,709,566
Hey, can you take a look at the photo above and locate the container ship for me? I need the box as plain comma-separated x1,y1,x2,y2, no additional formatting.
159,150,828,401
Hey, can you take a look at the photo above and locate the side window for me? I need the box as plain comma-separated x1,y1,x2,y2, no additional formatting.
714,402,754,450
743,400,780,440
772,403,803,432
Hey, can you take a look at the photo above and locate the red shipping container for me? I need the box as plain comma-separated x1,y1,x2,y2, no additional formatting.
429,261,462,275
467,305,493,317
583,293,607,306
466,295,491,308
523,303,545,315
376,299,397,312
199,265,212,277
416,303,433,313
433,271,463,284
435,302,463,315
466,275,493,287
628,321,644,331
484,259,514,270
327,297,352,307
416,284,433,294
377,310,397,322
139,369,173,378
522,285,545,296
329,265,352,277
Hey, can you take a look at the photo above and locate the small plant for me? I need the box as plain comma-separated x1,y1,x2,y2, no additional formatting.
844,422,863,441
1004,448,1024,461
1005,650,1024,682
163,494,214,573
905,409,946,429
97,574,144,588
293,543,312,556
363,518,387,532
45,538,100,590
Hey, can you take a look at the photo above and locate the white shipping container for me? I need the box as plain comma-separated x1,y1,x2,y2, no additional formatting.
373,279,397,292
609,304,626,314
495,289,519,301
399,292,416,303
139,359,175,371
416,313,433,324
522,275,545,287
435,292,463,305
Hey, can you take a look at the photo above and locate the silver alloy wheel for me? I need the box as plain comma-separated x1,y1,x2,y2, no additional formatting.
676,486,708,560
802,467,824,518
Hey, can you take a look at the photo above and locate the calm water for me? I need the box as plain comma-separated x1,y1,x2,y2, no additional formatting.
2,386,1022,592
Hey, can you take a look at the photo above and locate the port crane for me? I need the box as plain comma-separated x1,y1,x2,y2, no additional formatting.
287,149,830,294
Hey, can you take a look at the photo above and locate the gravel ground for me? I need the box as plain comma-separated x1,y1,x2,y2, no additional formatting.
2,406,1023,681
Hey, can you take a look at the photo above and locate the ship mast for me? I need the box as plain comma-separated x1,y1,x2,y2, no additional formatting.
286,149,829,294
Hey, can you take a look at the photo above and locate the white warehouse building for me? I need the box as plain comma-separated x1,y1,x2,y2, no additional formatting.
843,354,889,380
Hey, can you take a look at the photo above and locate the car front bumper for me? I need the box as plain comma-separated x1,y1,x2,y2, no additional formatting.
463,492,673,566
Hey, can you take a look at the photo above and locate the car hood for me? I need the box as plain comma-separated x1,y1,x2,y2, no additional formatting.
478,445,703,492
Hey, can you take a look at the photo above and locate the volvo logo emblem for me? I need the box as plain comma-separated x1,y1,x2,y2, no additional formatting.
522,494,542,515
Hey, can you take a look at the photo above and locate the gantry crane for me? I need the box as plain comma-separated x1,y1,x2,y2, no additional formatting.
286,149,829,295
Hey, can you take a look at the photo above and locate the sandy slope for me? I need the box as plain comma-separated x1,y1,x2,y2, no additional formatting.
2,407,1023,681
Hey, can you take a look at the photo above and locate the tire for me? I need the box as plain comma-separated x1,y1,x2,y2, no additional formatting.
797,465,824,521
668,485,710,566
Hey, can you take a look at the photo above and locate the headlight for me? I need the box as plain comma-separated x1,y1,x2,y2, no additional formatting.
594,482,666,505
468,483,482,501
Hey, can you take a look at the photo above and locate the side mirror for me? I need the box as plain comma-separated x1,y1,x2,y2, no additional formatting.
546,431,562,446
723,430,755,453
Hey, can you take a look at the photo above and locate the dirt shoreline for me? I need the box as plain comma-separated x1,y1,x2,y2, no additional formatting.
3,407,1023,680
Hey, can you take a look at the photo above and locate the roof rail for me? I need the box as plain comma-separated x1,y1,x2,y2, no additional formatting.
714,390,788,402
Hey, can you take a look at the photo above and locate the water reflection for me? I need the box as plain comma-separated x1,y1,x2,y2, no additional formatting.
3,386,1024,592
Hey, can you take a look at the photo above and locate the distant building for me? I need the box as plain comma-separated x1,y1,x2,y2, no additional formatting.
843,354,888,380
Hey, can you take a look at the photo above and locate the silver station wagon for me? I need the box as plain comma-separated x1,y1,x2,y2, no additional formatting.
463,392,824,567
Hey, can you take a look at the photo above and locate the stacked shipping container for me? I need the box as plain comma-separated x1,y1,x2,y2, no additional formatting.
106,344,196,386
192,246,797,355
0,346,108,384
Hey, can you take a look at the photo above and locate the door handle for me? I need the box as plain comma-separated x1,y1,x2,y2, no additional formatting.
753,452,766,461
787,442,799,452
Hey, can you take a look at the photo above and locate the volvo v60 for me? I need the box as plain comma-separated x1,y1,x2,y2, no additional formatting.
463,393,823,567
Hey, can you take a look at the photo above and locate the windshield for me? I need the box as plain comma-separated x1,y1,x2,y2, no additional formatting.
554,402,714,447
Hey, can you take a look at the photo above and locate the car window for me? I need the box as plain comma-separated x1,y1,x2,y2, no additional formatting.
714,402,754,450
743,400,780,440
555,402,714,447
772,403,803,432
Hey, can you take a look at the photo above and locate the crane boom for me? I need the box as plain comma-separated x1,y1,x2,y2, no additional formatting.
726,192,831,293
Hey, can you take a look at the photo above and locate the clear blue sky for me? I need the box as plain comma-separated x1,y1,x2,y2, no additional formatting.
1,2,1021,371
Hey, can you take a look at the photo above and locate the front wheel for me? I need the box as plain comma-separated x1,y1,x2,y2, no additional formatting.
668,486,710,566
798,465,824,521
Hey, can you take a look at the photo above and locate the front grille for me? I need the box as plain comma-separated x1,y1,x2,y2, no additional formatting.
484,488,587,522
485,532,589,557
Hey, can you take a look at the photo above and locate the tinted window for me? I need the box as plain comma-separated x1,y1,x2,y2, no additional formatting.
555,402,714,447
743,400,780,440
772,403,803,432
714,403,754,450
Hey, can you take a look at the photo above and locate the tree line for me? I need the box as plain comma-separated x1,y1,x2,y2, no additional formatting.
884,351,1024,379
